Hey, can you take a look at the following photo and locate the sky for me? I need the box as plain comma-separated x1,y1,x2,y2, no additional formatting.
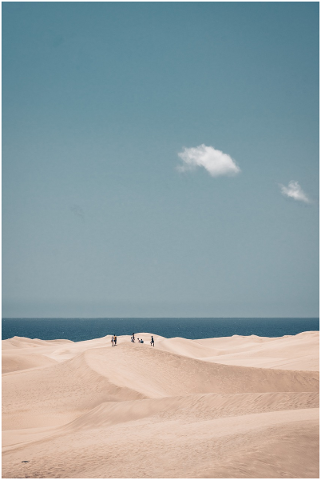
2,2,319,318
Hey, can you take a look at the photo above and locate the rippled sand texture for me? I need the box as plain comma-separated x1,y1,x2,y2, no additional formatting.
2,331,319,478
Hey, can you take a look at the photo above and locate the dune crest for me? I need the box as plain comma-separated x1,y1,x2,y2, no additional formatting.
2,331,319,478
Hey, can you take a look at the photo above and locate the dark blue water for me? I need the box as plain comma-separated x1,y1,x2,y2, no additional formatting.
2,318,319,342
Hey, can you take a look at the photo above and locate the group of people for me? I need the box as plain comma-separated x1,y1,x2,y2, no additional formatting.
111,334,154,347
131,333,144,343
130,333,154,346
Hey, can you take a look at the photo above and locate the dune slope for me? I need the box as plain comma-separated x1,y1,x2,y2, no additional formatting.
2,331,319,478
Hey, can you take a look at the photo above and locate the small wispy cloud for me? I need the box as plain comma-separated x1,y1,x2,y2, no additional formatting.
279,181,311,204
177,144,241,178
70,204,85,221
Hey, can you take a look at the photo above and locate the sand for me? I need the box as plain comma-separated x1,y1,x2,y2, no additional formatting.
2,331,319,478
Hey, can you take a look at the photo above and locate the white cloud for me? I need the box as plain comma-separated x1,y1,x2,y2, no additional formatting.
279,181,311,204
177,144,241,177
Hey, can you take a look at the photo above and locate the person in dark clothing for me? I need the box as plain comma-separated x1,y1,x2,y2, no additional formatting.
150,336,154,347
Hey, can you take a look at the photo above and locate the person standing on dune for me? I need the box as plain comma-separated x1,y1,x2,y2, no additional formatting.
150,336,154,347
111,336,114,347
114,335,117,346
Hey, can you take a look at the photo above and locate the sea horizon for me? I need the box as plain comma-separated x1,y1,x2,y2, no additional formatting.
2,317,319,343
3,316,319,321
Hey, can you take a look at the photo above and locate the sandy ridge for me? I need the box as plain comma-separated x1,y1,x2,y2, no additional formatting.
2,331,319,478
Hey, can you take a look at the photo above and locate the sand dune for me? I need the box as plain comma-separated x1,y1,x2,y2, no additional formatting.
194,332,320,371
2,352,57,374
2,331,319,478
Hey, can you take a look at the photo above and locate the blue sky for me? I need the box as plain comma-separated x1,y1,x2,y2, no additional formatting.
2,2,319,318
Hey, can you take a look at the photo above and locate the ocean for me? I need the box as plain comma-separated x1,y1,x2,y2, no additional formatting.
2,317,319,342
